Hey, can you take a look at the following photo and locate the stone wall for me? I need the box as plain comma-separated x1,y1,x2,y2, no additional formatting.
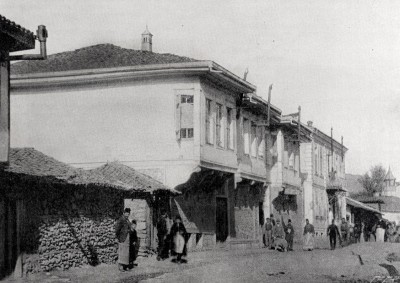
19,185,129,274
233,183,263,242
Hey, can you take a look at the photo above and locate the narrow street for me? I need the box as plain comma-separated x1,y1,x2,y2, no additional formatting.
9,242,400,283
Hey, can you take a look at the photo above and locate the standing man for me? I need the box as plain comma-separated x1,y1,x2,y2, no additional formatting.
115,208,132,272
156,210,169,261
327,219,341,250
270,214,276,226
284,219,295,251
263,218,273,248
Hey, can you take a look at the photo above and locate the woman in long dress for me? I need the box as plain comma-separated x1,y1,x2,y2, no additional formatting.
303,219,315,251
170,215,187,263
360,222,365,243
376,221,385,242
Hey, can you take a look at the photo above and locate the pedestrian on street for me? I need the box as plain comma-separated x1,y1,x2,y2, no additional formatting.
170,215,187,263
270,214,276,226
283,218,294,251
271,218,288,252
156,210,170,261
115,208,132,272
376,221,385,242
302,219,315,251
263,218,273,249
129,220,138,268
327,219,341,250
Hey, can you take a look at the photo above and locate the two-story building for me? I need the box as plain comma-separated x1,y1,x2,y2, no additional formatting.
10,29,284,250
302,121,348,239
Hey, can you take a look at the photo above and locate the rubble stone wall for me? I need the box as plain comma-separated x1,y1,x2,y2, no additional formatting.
21,186,127,274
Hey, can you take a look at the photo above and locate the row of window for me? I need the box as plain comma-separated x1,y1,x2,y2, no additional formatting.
242,118,265,159
205,99,235,150
314,144,345,177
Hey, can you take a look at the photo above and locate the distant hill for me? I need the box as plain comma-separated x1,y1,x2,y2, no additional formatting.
345,174,366,196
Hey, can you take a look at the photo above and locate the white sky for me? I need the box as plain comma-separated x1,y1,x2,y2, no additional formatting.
4,0,400,177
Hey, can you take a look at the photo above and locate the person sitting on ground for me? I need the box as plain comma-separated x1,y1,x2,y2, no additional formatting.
271,218,288,252
170,215,187,263
303,219,315,251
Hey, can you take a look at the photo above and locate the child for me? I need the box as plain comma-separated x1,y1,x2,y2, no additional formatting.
170,216,187,263
129,220,138,268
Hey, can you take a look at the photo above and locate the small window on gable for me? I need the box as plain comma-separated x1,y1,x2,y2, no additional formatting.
181,95,194,104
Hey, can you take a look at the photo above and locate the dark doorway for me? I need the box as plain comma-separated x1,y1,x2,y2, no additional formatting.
216,197,228,242
2,200,18,279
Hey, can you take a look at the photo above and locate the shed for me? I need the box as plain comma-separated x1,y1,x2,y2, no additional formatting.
0,148,176,279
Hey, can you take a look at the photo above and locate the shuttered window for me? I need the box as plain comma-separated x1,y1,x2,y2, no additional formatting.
226,107,234,150
243,118,250,155
206,99,213,144
175,93,194,140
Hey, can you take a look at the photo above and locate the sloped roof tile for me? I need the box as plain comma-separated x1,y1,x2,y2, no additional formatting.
11,44,199,75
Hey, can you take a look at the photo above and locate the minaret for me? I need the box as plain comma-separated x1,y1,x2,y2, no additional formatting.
141,26,153,52
384,166,396,187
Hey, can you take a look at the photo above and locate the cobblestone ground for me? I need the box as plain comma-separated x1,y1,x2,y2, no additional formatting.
5,243,400,283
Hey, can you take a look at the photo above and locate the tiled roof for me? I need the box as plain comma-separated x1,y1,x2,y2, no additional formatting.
6,148,175,194
0,14,35,52
8,147,79,179
74,162,178,194
11,44,199,75
346,197,381,214
355,195,400,213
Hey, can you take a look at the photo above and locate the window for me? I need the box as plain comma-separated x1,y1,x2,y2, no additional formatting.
206,99,213,144
319,146,323,175
243,118,250,155
283,139,289,168
251,122,257,157
180,128,194,139
257,126,265,158
226,107,234,150
176,93,194,140
216,103,224,147
181,95,193,104
289,151,294,169
314,145,318,175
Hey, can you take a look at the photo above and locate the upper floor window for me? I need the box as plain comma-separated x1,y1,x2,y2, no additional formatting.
257,126,265,158
226,107,234,150
216,103,224,147
181,95,194,104
175,93,194,140
251,122,257,157
206,99,213,144
243,118,250,155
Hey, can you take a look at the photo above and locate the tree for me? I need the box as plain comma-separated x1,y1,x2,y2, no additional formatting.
358,165,386,196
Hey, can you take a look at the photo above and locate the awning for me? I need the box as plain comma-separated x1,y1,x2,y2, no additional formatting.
280,186,300,195
346,197,382,214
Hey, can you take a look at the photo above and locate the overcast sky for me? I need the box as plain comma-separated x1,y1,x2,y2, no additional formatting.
4,0,400,177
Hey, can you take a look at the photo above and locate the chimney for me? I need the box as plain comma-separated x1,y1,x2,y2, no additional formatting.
307,121,313,127
141,26,153,52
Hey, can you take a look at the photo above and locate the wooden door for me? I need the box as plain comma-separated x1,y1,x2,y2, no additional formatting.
216,197,228,242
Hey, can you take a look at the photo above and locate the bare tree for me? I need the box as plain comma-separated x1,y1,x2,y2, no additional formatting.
358,165,386,195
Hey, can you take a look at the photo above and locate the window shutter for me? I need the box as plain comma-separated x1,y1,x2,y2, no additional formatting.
175,93,181,140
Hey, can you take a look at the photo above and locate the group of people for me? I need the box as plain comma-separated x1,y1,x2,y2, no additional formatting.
115,208,189,272
156,210,188,264
262,214,315,252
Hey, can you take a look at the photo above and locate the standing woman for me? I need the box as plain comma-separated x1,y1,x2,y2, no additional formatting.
170,215,187,263
303,219,315,251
